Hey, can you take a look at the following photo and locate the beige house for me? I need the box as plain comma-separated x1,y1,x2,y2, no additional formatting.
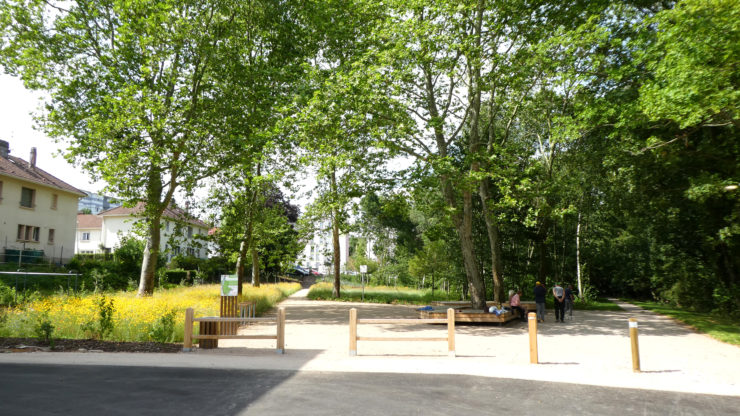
75,202,209,260
0,140,85,263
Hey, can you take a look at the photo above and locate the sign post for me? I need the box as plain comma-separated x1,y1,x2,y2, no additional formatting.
360,265,367,301
221,274,238,296
220,274,239,336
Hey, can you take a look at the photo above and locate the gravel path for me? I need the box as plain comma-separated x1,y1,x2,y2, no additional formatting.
2,289,738,397
214,289,740,396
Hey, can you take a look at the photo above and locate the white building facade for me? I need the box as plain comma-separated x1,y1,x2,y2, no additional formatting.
299,232,350,274
0,141,85,264
75,203,209,259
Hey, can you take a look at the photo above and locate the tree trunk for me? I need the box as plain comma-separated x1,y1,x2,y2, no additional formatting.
479,180,505,302
331,167,341,298
446,183,486,310
251,246,260,287
236,239,248,295
576,211,582,298
138,217,162,297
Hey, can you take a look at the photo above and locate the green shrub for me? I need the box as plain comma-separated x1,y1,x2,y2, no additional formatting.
161,269,189,285
33,314,55,348
0,281,16,307
81,295,115,339
148,310,177,343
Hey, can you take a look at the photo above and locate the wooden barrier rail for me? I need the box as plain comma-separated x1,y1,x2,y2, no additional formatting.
349,308,455,357
183,307,285,354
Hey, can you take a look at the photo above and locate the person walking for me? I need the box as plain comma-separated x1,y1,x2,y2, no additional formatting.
553,282,566,323
564,284,575,319
534,282,547,322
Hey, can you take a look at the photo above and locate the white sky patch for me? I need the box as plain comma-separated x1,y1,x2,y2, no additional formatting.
0,74,107,193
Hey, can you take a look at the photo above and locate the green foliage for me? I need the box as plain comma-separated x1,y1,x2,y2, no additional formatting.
307,282,455,305
160,269,190,286
81,296,115,340
33,314,55,348
629,300,740,346
148,310,177,343
113,237,146,282
0,281,16,307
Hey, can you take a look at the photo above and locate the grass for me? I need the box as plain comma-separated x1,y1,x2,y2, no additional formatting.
0,282,300,343
307,282,457,304
308,282,623,311
571,298,623,311
627,300,740,346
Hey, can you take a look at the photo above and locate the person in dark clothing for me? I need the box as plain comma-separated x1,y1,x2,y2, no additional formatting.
534,282,547,322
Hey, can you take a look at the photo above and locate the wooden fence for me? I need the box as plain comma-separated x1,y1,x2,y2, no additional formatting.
349,307,455,357
183,307,285,354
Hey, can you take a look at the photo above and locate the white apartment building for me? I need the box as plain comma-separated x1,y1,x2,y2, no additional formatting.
0,140,85,263
75,202,209,259
299,232,350,274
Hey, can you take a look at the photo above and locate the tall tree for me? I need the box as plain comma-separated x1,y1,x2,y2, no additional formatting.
0,0,309,295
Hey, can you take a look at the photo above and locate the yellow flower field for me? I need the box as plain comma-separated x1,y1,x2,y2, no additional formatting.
0,283,300,343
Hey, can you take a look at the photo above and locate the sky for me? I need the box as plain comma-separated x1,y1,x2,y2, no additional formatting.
0,72,413,211
0,74,106,193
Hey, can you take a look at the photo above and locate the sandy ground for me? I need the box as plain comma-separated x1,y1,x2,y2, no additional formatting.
207,289,740,396
2,289,738,397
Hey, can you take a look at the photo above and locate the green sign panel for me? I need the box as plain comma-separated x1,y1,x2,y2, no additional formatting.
221,274,238,296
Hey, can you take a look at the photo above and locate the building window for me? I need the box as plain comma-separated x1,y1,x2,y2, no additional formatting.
187,247,195,256
51,194,58,210
48,229,55,244
173,246,180,256
165,221,170,232
17,224,40,242
187,226,193,238
20,187,35,208
81,232,91,241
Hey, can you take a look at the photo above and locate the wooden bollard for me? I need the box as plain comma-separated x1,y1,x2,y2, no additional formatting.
349,308,358,356
183,307,194,351
447,308,455,357
276,307,286,354
528,312,538,364
629,318,640,372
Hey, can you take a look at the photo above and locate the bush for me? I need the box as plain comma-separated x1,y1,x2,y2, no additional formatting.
0,281,16,307
148,310,177,343
161,269,189,285
81,295,115,340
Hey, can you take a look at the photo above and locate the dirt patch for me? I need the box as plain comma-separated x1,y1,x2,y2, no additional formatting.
0,337,181,353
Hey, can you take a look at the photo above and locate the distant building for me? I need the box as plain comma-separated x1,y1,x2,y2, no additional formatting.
0,140,85,263
75,202,210,260
299,228,350,274
78,191,120,214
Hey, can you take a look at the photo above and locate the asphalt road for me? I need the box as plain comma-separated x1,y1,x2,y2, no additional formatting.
1,364,737,416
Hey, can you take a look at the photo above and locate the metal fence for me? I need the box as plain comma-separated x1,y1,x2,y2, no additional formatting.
1,246,73,267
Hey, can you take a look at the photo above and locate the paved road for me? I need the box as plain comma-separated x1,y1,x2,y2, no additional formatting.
1,363,738,416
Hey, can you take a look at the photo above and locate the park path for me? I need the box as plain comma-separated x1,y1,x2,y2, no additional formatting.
211,289,740,396
1,290,737,397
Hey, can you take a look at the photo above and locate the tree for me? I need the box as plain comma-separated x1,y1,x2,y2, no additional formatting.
0,0,309,295
291,0,395,298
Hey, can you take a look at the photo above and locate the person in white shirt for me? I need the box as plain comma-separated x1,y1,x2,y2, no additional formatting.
552,283,565,323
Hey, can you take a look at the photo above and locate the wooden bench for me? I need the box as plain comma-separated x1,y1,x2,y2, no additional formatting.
419,306,522,325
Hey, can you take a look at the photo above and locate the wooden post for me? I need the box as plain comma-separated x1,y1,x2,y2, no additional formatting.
183,308,194,351
276,307,285,354
629,318,640,372
349,308,357,356
528,312,538,364
220,296,238,335
447,308,455,357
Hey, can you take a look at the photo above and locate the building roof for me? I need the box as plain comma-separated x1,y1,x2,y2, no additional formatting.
0,153,86,197
99,201,209,228
77,214,103,229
